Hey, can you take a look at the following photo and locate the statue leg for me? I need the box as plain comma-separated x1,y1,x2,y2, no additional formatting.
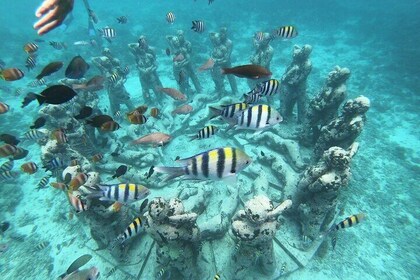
297,87,308,124
211,66,225,96
223,62,238,94
186,63,202,93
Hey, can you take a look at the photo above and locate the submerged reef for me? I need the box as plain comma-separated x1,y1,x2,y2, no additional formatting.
0,40,373,279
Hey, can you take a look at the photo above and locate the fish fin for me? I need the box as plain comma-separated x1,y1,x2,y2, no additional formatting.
208,106,222,119
153,166,184,182
188,135,197,141
223,175,237,186
35,94,46,106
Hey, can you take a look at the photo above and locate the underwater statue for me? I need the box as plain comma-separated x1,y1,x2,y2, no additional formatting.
166,30,202,95
314,95,370,158
294,143,359,245
92,48,134,115
128,35,163,102
280,44,313,123
248,33,274,89
230,195,292,277
143,197,200,279
301,66,351,145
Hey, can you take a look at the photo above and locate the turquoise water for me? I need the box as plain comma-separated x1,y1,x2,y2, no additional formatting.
0,0,419,279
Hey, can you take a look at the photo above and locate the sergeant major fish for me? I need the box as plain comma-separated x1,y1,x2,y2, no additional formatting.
154,147,252,183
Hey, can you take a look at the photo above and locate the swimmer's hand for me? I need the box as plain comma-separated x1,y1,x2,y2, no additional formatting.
34,0,74,35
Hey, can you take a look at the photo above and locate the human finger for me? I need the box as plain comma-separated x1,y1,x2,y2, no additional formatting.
35,0,57,17
33,8,58,29
37,19,60,36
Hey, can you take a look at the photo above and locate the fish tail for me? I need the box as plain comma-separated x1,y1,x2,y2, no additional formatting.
34,94,46,105
188,135,197,141
153,166,184,182
221,67,229,75
208,106,222,119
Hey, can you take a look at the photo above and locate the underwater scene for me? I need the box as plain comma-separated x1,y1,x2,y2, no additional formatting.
0,0,419,279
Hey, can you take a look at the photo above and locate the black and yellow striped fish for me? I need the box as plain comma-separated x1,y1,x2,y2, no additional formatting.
253,79,280,97
235,104,282,131
209,102,248,120
154,147,252,182
190,125,218,141
243,91,262,104
272,25,298,39
333,213,366,231
93,183,150,203
35,241,49,251
115,217,144,245
213,272,221,280
25,56,37,71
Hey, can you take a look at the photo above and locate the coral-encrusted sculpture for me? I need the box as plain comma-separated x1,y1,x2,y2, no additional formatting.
279,44,312,123
231,195,292,276
302,66,351,145
295,143,358,243
143,197,200,279
314,95,370,158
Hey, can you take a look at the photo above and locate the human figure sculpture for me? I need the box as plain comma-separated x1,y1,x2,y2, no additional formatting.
280,44,312,123
314,95,370,158
143,197,200,279
166,30,202,94
218,27,238,94
295,143,359,244
92,48,134,115
231,195,292,276
248,33,274,89
301,66,351,145
209,32,228,95
128,35,162,102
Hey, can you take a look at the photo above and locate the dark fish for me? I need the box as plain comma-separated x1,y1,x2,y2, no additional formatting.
12,148,29,160
72,75,104,92
139,198,148,214
222,64,271,79
112,165,127,179
117,16,127,24
260,151,265,157
21,92,38,108
174,156,180,161
0,68,25,81
208,0,215,4
0,134,20,146
86,115,113,128
36,61,63,80
0,221,10,233
191,20,205,33
146,166,154,179
30,117,46,129
165,48,171,56
35,85,77,105
74,106,93,120
65,56,89,79
110,151,120,157
66,254,92,275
